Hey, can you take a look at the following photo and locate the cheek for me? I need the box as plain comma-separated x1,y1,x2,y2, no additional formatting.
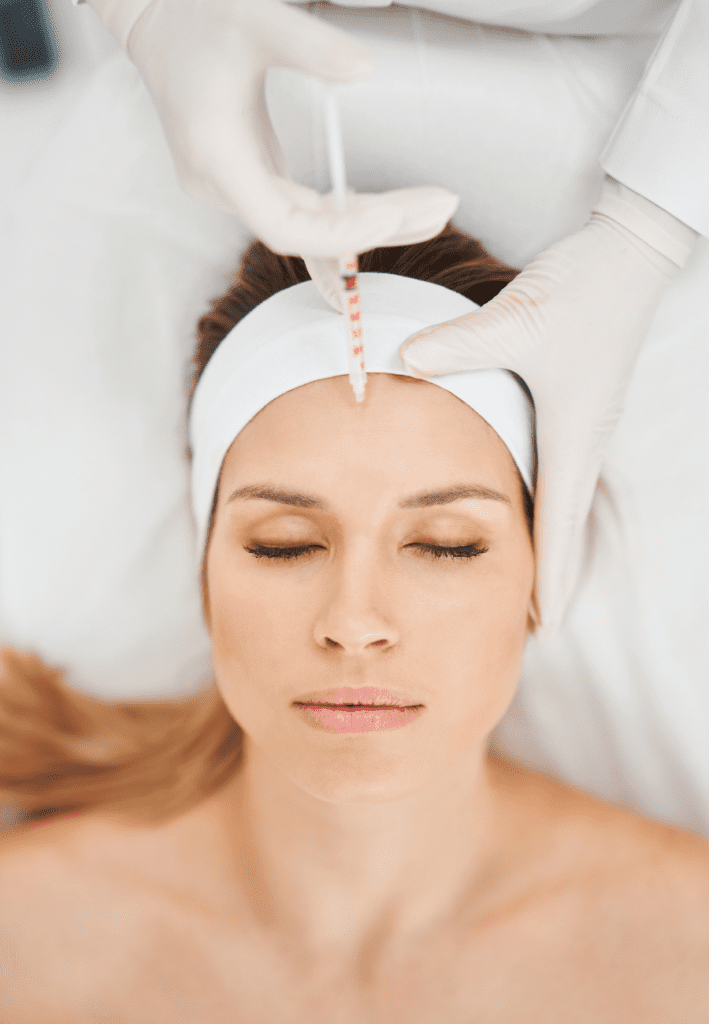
207,556,308,689
408,557,532,719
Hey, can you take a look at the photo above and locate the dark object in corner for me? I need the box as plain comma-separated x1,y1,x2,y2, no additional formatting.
0,0,59,83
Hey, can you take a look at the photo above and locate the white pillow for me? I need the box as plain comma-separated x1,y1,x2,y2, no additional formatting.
4,7,708,834
1,51,247,698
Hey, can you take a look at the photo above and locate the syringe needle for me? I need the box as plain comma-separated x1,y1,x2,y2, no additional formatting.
323,85,366,404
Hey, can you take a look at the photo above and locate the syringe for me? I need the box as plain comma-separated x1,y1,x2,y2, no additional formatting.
323,85,366,404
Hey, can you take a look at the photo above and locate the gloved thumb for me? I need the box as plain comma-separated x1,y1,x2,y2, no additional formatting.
304,256,345,313
399,295,527,378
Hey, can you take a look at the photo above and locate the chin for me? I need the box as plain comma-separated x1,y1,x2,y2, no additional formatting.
286,748,432,805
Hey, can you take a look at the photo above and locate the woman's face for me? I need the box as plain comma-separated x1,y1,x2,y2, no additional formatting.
206,374,534,803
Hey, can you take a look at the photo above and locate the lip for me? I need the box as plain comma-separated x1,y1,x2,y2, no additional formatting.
292,686,424,734
293,704,423,734
293,686,421,707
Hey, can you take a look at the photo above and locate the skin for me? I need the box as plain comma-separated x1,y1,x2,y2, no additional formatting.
2,373,709,1022
200,372,535,956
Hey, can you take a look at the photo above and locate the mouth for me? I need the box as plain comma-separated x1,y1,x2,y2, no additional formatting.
292,687,424,734
293,686,422,709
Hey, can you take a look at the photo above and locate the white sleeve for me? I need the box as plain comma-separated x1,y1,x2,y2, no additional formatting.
600,0,709,237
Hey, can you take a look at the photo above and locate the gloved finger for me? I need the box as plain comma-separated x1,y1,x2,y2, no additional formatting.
351,186,460,247
172,107,417,255
264,180,408,256
278,181,459,257
303,185,460,310
254,0,375,83
175,125,403,253
398,250,566,377
399,298,530,378
247,178,459,257
303,257,343,313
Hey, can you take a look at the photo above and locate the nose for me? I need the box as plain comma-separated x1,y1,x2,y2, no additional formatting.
313,548,399,655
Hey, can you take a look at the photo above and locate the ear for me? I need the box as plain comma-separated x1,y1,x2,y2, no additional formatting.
200,558,212,634
526,590,541,636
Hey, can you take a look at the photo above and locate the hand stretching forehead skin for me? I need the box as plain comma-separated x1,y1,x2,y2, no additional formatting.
206,374,534,804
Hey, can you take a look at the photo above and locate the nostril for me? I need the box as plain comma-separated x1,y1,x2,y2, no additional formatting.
323,636,389,650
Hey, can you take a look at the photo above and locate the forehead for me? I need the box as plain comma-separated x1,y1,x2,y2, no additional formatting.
219,374,522,503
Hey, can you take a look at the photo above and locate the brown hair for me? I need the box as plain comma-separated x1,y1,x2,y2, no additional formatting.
0,225,523,829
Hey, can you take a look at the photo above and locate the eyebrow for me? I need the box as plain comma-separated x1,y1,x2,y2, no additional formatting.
398,484,511,508
226,482,511,510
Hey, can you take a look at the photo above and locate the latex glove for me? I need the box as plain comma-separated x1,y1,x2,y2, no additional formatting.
83,0,459,256
399,176,699,638
303,188,459,313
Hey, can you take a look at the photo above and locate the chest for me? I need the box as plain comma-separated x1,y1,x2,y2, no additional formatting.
5,895,697,1024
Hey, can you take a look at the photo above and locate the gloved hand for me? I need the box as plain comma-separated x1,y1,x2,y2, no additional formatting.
398,176,699,638
302,189,463,313
83,0,459,256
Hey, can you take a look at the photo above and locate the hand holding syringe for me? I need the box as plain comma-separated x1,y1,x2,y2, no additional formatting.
323,86,367,404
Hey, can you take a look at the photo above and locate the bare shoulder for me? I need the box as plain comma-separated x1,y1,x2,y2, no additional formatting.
551,771,709,905
0,814,91,1017
0,811,165,1020
570,787,709,1010
493,754,709,855
493,759,709,986
0,805,173,923
0,811,86,902
602,805,709,954
0,808,118,885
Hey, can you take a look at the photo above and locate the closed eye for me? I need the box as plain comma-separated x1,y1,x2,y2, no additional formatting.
244,543,488,562
407,543,489,560
244,544,325,561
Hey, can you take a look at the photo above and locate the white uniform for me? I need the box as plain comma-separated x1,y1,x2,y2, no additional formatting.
295,0,709,237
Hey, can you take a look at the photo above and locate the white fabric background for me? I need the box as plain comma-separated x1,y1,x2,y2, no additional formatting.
294,0,677,34
2,3,708,833
295,1,709,234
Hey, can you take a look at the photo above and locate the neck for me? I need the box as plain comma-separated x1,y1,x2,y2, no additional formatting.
198,739,508,960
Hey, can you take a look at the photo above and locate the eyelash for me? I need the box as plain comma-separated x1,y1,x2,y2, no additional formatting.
244,543,489,562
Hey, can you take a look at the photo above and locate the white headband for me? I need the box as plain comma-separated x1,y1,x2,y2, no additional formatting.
189,273,534,560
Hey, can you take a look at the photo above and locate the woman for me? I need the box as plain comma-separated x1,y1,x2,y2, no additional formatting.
1,228,708,1020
